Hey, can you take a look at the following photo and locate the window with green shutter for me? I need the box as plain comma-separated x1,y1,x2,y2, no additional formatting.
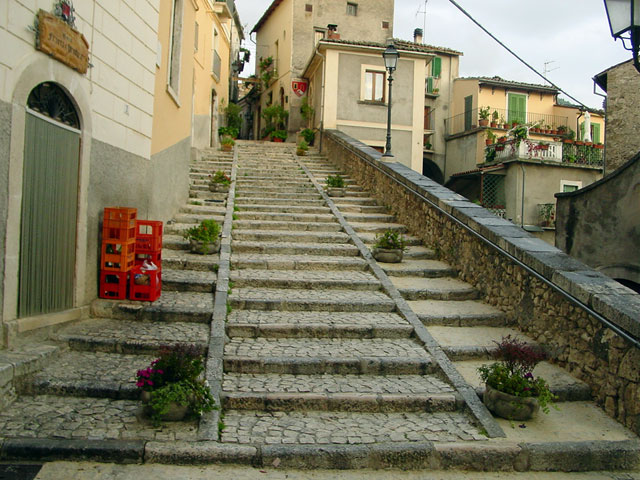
592,123,601,143
464,95,473,131
507,93,526,124
427,76,434,93
431,57,441,78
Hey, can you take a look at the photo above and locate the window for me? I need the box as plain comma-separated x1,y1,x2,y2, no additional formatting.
561,180,582,193
507,93,527,124
305,3,312,12
580,121,601,143
347,2,357,16
314,29,325,44
168,0,184,96
212,28,220,78
382,21,389,29
424,106,431,130
431,57,441,78
464,95,473,130
364,70,385,102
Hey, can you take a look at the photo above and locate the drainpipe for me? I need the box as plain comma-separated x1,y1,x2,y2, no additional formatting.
519,163,526,227
315,48,326,153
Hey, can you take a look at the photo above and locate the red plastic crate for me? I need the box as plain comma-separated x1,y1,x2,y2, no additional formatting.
99,270,128,299
129,265,161,302
101,240,136,272
104,207,137,222
103,221,136,242
135,251,162,267
135,220,163,253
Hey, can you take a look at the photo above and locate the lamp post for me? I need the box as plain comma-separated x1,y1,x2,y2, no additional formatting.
604,0,640,73
382,43,399,158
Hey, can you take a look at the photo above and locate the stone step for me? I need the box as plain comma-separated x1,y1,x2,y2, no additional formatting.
0,394,198,442
427,326,528,360
237,191,321,200
410,300,508,327
325,190,370,198
235,204,330,214
225,311,413,339
179,204,226,215
224,338,433,375
230,269,381,291
389,277,478,301
331,197,379,206
337,204,388,214
189,190,228,201
359,232,423,247
219,410,484,445
235,186,316,195
91,291,213,323
404,245,437,260
54,318,209,355
350,222,408,234
232,229,350,244
18,351,152,400
235,196,323,206
233,220,342,232
229,287,395,312
172,213,226,225
231,253,367,271
162,248,219,271
231,241,360,257
162,268,216,293
454,359,593,402
162,234,189,251
379,260,457,278
187,197,226,208
343,213,397,223
236,212,336,223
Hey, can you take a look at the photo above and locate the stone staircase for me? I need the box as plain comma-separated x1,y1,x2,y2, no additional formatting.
0,141,637,472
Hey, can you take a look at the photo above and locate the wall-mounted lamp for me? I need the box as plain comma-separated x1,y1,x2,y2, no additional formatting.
604,0,640,73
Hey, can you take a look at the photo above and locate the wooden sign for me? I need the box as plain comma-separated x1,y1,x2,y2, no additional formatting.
37,10,89,74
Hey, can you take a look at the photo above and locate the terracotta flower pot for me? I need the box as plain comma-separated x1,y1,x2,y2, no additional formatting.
372,247,403,263
272,137,284,143
479,119,489,127
141,391,190,422
483,384,540,421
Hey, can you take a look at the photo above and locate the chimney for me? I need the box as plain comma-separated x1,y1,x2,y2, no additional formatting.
327,24,340,40
414,28,423,44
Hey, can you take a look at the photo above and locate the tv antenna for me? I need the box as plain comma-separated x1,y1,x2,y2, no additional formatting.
543,60,559,84
416,0,428,38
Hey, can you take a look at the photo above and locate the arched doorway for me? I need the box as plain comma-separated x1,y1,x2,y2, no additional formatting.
422,157,444,185
19,82,80,317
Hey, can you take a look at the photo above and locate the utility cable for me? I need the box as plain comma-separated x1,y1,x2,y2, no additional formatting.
448,0,589,110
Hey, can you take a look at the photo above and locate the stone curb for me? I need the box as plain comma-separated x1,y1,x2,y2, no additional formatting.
296,158,505,440
0,438,144,463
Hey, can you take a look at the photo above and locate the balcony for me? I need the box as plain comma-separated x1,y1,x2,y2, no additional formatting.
485,140,604,167
446,107,569,137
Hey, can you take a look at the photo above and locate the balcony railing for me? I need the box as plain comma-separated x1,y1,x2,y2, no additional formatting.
446,108,569,137
212,50,221,79
486,140,604,167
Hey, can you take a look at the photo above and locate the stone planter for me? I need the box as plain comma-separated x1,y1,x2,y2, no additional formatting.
209,183,230,193
296,149,307,156
221,144,233,152
141,391,190,422
189,238,220,255
326,187,346,197
483,384,540,421
372,247,403,263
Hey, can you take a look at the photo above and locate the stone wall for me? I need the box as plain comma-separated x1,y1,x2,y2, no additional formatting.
604,61,640,172
323,129,640,435
0,101,11,324
556,153,640,286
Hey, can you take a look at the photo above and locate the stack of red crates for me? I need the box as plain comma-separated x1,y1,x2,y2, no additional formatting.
99,207,137,300
130,220,163,302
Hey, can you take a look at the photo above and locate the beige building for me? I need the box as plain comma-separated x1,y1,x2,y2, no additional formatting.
303,39,433,171
251,0,394,138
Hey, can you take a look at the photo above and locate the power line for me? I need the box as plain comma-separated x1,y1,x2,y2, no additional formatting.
447,0,588,109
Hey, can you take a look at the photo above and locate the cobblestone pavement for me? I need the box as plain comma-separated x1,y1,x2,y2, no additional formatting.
220,410,484,444
227,311,409,328
231,253,367,270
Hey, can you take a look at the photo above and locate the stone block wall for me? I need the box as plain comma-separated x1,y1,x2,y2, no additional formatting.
323,129,640,435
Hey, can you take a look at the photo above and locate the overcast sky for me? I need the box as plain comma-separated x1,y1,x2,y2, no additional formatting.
236,0,631,109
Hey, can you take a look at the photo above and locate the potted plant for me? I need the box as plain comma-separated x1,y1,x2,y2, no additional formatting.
136,344,215,425
271,129,288,142
538,203,555,227
499,115,507,129
478,335,556,421
208,170,231,192
485,129,496,146
218,126,239,139
372,229,407,263
424,141,433,150
220,135,235,152
326,174,346,197
594,142,604,149
183,219,221,254
300,97,315,125
478,106,491,126
296,140,309,156
300,127,315,146
491,110,499,128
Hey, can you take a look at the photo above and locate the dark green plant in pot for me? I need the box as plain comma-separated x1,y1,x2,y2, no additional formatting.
301,128,315,145
271,129,288,141
326,174,345,188
373,229,407,251
183,219,221,254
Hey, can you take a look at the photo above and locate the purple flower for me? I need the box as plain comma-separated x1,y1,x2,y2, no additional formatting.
524,372,533,379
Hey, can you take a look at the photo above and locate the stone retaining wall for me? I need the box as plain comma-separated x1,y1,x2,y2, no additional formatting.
323,129,640,435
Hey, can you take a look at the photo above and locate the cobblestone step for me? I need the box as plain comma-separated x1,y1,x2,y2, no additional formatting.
337,204,388,214
234,220,342,232
236,191,321,200
343,213,397,223
219,410,484,445
229,269,381,291
427,326,527,360
350,222,408,234
92,291,213,323
235,204,330,214
235,186,316,195
0,394,197,442
162,268,216,292
231,253,367,271
54,318,209,355
229,287,396,312
358,232,423,246
331,197,379,206
379,260,457,278
235,197,323,206
231,240,359,256
236,212,336,223
389,277,478,301
404,245,437,260
162,248,219,271
232,229,350,244
410,300,508,327
172,213,226,225
162,234,189,251
189,190,228,201
18,351,151,400
226,311,412,339
179,204,226,215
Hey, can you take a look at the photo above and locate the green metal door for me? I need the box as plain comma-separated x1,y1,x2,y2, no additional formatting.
19,111,80,317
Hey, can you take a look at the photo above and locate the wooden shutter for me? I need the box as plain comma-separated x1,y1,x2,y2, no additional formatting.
507,93,526,124
464,95,473,131
431,57,441,78
592,123,601,143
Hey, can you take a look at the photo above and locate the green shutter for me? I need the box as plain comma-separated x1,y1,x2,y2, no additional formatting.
464,95,473,131
592,123,601,143
431,57,441,78
427,76,433,93
579,122,585,141
507,93,526,124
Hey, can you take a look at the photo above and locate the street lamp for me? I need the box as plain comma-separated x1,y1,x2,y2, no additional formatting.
382,43,399,158
604,0,640,73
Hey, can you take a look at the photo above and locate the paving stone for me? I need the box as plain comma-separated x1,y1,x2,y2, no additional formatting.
410,301,508,327
389,277,478,301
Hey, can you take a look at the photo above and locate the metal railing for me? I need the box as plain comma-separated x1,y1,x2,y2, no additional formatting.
486,140,603,167
446,108,569,137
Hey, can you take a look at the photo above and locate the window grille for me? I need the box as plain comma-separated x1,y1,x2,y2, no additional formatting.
347,2,357,15
481,174,506,218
